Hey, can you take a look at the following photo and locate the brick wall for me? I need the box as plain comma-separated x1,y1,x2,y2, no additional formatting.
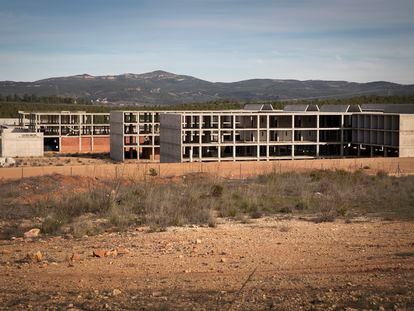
92,137,110,153
60,136,109,153
61,137,80,153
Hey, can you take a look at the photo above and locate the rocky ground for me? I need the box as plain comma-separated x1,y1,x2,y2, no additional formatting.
0,218,413,310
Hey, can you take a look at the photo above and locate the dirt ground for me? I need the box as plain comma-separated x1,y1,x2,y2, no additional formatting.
0,218,413,310
13,153,113,167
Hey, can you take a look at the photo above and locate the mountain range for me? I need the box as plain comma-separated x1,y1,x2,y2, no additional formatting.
1,70,414,105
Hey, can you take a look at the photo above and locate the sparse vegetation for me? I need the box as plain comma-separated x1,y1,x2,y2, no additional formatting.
0,170,413,238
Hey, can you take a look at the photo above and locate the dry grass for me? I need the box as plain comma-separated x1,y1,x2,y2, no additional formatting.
1,169,413,238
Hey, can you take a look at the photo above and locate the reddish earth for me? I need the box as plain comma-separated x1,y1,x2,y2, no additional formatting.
0,218,413,310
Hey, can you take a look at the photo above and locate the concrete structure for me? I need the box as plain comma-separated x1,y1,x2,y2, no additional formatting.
0,126,43,157
110,111,161,161
19,111,110,153
110,110,249,161
159,104,414,162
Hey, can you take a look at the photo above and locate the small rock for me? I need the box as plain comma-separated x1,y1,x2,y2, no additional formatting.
70,253,81,262
93,249,107,258
195,239,202,244
220,258,227,263
27,251,43,262
105,249,118,257
116,247,129,255
112,289,122,296
24,228,40,239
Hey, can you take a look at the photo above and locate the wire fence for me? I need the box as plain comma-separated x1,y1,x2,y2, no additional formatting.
0,157,413,181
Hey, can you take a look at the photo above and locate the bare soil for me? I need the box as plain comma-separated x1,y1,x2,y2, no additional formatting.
13,153,113,167
0,218,413,310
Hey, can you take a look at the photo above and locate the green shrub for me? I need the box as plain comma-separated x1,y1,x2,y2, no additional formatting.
210,184,223,197
149,168,158,177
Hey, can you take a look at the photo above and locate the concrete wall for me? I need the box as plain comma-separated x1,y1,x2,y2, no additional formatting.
160,114,182,163
400,114,414,157
110,111,125,161
0,118,19,126
0,130,43,157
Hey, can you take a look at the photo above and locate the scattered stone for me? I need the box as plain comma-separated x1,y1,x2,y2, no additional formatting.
24,228,40,239
27,251,43,262
105,249,118,257
93,249,107,258
70,253,81,262
116,247,130,255
220,258,227,263
112,289,122,296
195,239,202,244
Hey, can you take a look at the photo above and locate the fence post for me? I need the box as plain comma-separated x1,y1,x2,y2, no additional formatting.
239,162,242,179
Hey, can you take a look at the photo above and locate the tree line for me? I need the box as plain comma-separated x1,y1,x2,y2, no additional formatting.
0,95,413,118
0,94,91,105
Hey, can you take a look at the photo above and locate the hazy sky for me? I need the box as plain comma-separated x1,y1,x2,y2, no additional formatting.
0,0,413,83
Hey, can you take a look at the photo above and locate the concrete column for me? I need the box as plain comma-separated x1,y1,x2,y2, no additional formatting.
340,114,344,157
79,114,83,152
218,115,221,162
256,114,260,161
58,114,62,152
316,114,320,158
266,114,269,160
232,114,236,161
137,113,140,160
291,114,295,159
198,115,202,161
91,114,94,152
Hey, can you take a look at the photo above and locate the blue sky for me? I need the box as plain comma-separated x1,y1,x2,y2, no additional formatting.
0,0,413,83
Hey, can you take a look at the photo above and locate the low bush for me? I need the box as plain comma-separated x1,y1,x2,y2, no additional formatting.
1,169,413,238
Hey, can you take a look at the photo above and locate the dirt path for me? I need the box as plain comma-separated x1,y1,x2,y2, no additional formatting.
1,219,413,310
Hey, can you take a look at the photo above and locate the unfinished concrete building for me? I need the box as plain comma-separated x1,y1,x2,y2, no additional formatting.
19,111,110,153
110,111,161,161
159,104,414,162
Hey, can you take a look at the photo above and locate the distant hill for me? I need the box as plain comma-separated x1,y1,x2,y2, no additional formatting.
1,70,414,105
